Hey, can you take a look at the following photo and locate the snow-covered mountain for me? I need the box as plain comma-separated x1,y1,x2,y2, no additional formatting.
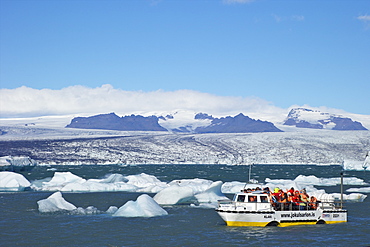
66,112,167,131
283,108,368,130
65,112,282,133
1,108,369,165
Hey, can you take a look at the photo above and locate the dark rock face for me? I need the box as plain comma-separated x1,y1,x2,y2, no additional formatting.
283,108,368,130
66,113,167,131
331,117,368,130
194,113,214,120
194,113,282,133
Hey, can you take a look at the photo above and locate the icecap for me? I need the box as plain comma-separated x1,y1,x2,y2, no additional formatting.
0,171,31,191
37,191,77,213
153,184,196,205
112,194,168,217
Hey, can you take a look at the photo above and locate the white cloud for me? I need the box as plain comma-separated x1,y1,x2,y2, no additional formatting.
292,15,304,21
357,14,370,28
223,0,256,4
272,14,305,23
0,84,285,122
357,15,370,21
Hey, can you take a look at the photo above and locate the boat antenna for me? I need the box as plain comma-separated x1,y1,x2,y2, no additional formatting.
340,171,343,209
248,163,254,183
362,151,369,171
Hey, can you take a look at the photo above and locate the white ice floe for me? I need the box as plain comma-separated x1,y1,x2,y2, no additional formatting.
294,175,367,186
34,172,86,191
0,171,31,191
343,158,369,171
112,194,168,217
168,178,213,194
346,187,370,193
37,191,77,213
0,156,37,167
194,181,229,203
31,172,165,193
124,173,168,193
331,193,367,202
153,184,196,205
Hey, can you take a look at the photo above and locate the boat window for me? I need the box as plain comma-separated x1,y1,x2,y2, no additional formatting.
248,196,257,202
237,195,246,202
260,196,268,203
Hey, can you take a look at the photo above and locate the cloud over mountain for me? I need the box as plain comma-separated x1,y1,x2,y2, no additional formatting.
0,84,284,121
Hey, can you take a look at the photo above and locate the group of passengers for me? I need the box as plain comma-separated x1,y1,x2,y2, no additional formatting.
243,187,318,211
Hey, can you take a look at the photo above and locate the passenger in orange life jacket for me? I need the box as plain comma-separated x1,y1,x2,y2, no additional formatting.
279,192,289,210
309,196,318,210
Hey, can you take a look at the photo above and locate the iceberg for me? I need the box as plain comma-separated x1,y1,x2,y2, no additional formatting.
37,192,77,213
153,184,196,205
346,187,370,193
112,194,168,217
168,178,213,194
0,156,37,171
0,171,31,191
294,175,367,186
124,173,167,193
194,181,229,203
343,155,369,171
331,193,367,202
34,172,86,191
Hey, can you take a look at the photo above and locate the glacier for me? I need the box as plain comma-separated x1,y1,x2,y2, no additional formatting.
1,121,369,166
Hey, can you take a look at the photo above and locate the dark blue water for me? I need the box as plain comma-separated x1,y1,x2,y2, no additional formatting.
1,165,369,246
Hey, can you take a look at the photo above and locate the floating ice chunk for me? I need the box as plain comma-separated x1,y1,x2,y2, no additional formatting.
89,174,128,183
265,178,301,191
294,175,367,186
221,181,261,194
124,173,167,193
39,172,86,191
346,187,370,193
37,192,77,213
113,194,168,217
0,171,31,191
331,193,367,202
106,206,118,214
74,206,100,215
194,181,229,203
0,155,37,167
343,159,369,171
168,178,213,194
60,180,137,192
153,184,196,205
190,202,219,209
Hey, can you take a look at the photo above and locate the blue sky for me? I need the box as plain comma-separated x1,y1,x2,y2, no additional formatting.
1,0,369,116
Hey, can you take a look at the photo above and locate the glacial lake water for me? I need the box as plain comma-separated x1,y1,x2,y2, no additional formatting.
1,164,369,247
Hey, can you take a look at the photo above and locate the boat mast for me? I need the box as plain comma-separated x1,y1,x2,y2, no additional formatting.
340,172,343,209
